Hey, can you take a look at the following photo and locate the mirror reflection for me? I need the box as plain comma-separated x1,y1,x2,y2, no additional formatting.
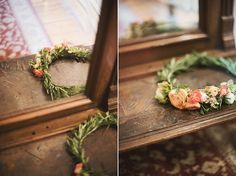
0,0,102,117
119,0,199,43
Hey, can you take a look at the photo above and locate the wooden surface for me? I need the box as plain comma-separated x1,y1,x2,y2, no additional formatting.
119,50,236,151
0,127,117,176
0,55,88,118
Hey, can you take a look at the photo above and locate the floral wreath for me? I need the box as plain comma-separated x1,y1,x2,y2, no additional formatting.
155,52,236,114
29,43,91,100
67,112,117,176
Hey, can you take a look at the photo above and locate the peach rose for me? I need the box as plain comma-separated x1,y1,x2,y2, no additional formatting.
168,89,188,110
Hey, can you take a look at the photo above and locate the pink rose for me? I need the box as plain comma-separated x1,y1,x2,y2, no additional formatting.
220,84,228,96
188,90,202,103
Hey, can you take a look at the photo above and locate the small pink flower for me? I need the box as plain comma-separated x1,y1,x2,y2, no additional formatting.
220,84,229,96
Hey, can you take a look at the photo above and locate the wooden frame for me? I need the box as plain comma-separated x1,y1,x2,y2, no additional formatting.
0,0,117,149
119,0,223,68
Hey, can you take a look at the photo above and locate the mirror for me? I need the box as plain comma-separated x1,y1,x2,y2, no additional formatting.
119,0,199,43
0,0,102,118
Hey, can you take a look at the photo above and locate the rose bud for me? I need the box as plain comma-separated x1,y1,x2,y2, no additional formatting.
33,69,44,77
74,163,83,174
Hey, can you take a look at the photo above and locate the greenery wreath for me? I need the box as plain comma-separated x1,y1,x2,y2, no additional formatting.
67,112,117,176
29,44,91,100
155,52,236,114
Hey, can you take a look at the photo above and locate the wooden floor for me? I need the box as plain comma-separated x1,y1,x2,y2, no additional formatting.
0,128,117,176
30,0,101,46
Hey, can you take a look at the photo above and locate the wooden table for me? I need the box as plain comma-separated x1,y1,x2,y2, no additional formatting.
119,50,236,151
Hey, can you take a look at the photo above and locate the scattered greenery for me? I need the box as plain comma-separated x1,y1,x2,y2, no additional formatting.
67,112,117,176
120,19,182,42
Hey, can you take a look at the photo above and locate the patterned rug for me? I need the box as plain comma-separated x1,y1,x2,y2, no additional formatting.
0,0,51,61
120,121,236,176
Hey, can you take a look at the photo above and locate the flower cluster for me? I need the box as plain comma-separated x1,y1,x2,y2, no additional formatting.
155,80,236,114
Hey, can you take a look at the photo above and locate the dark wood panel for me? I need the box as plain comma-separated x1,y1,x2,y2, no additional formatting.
119,49,236,151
